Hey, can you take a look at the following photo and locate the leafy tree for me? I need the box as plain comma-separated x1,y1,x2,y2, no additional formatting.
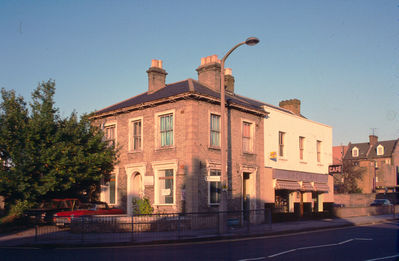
0,80,117,214
334,161,365,194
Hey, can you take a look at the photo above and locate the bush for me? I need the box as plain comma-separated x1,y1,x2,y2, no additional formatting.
132,197,153,215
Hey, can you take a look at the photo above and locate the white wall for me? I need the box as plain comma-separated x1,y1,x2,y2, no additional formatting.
263,105,332,174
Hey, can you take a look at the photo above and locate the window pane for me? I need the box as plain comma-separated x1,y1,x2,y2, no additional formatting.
210,114,220,147
158,169,174,204
160,114,173,147
210,181,221,204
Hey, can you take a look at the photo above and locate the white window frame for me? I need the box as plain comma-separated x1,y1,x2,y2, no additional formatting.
155,109,175,149
103,121,117,147
209,112,221,148
100,170,118,206
128,116,143,152
152,160,178,206
377,145,384,156
299,136,305,161
242,119,255,153
207,168,221,206
352,147,359,157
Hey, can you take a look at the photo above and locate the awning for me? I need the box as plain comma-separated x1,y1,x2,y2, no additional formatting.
301,182,314,191
314,183,329,192
275,180,301,191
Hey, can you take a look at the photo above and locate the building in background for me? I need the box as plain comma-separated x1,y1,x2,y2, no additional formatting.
342,135,399,193
263,99,333,214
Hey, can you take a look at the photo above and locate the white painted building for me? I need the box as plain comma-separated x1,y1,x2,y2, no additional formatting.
262,99,333,214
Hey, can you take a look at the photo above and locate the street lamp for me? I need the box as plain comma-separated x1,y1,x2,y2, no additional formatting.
219,37,259,234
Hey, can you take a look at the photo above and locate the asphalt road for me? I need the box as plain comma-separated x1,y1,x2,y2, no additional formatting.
2,220,398,261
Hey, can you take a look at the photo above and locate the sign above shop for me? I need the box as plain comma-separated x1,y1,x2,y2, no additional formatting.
328,164,342,174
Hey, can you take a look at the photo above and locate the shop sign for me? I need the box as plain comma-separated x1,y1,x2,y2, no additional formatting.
270,151,277,161
328,164,342,174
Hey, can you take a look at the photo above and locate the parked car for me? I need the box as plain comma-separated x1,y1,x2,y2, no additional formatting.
24,198,80,223
370,199,392,206
332,203,345,208
53,201,124,227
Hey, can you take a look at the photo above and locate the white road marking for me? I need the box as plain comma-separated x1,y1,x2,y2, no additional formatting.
238,257,266,261
365,254,399,261
268,238,373,258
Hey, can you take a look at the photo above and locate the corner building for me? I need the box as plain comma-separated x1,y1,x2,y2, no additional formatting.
92,57,267,215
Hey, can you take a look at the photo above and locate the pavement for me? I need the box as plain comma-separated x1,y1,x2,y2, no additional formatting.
0,213,397,248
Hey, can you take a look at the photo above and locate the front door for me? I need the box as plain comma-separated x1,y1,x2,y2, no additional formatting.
243,172,251,220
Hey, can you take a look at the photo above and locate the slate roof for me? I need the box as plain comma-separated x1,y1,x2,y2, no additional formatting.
94,78,294,117
344,139,398,160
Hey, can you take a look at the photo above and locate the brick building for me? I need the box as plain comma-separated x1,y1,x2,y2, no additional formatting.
342,135,399,193
91,57,267,215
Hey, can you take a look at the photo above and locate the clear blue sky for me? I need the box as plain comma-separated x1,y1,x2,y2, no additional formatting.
1,1,398,146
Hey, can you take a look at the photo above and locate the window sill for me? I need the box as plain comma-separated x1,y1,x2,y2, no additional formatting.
154,203,176,206
317,163,324,166
242,151,255,155
128,150,143,154
300,161,307,164
208,146,221,151
155,146,176,152
209,204,220,207
279,157,288,161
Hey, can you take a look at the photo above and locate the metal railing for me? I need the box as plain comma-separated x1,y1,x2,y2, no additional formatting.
34,209,272,244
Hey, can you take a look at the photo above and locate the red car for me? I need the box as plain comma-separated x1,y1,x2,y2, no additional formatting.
53,202,124,227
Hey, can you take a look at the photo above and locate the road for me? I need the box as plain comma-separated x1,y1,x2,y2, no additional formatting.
1,220,398,261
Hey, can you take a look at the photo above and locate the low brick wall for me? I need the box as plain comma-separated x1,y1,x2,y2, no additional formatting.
334,193,376,207
334,205,399,218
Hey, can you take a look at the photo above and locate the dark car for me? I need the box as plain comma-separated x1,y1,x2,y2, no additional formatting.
370,199,392,206
333,203,345,208
53,201,124,227
24,198,80,223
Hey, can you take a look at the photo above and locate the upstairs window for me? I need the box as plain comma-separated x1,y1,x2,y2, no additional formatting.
242,121,253,153
104,125,116,147
299,136,305,160
132,120,142,151
317,140,322,162
352,147,359,157
279,132,285,157
377,145,384,156
210,114,220,147
160,114,173,147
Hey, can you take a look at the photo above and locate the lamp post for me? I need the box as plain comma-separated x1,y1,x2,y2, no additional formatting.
219,37,259,234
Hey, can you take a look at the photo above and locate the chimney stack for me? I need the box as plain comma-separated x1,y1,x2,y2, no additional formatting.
147,59,167,94
369,135,378,146
279,99,301,116
224,68,235,94
196,55,221,92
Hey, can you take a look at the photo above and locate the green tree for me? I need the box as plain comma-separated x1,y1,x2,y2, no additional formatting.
334,161,365,194
0,80,117,214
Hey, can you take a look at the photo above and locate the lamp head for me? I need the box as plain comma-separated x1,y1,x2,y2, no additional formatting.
245,37,260,46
